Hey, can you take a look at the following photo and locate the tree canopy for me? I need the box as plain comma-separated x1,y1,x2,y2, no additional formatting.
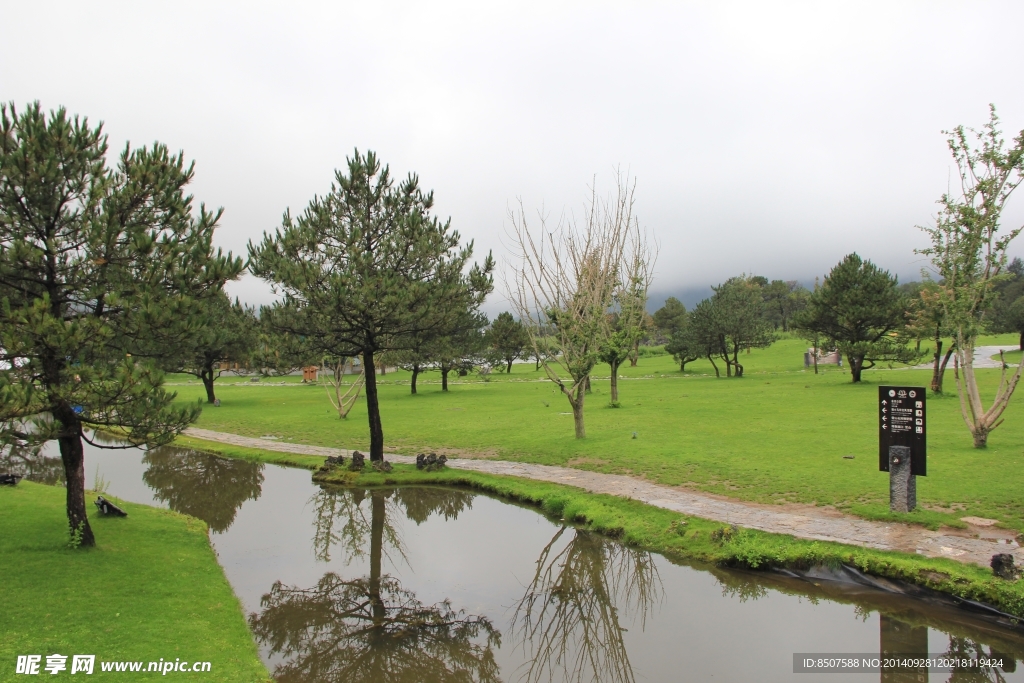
793,253,913,382
0,102,242,545
484,311,529,373
162,292,257,404
249,150,493,460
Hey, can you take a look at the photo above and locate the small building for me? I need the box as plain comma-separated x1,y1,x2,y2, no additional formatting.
302,366,319,382
804,348,841,367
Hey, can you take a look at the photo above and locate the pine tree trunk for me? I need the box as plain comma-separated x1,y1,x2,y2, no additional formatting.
201,363,217,404
609,358,621,403
58,426,94,547
850,355,863,382
707,354,720,378
410,365,419,395
506,359,513,373
441,366,449,391
363,350,384,461
585,375,591,394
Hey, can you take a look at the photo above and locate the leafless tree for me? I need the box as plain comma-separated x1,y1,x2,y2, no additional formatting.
507,174,638,437
321,358,365,419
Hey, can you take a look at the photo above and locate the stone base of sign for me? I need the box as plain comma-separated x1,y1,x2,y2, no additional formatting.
889,446,916,513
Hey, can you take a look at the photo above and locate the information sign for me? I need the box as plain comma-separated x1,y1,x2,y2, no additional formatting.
879,386,926,475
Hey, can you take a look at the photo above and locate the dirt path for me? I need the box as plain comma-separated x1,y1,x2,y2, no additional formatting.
184,427,1020,569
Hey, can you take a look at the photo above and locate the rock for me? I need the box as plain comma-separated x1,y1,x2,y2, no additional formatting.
991,553,1018,580
349,451,365,471
94,496,128,517
415,452,447,471
316,455,346,474
0,473,23,486
372,460,393,473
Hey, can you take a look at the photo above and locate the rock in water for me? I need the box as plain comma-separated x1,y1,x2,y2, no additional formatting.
94,496,128,517
349,451,365,471
992,554,1018,580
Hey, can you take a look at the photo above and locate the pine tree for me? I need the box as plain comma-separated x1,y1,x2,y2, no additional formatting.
249,150,493,460
0,103,242,546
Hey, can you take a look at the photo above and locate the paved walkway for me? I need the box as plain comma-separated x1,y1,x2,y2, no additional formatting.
974,345,1019,369
913,345,1018,371
185,428,1021,569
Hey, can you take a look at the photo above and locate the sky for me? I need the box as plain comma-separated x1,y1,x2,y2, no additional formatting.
4,1,1024,314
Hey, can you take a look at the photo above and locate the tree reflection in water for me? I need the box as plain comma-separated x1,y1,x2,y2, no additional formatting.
141,447,264,533
512,526,662,683
251,488,498,683
0,445,64,485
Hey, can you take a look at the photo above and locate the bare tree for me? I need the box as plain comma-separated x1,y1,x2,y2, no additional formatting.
917,106,1024,447
508,175,636,438
322,358,365,419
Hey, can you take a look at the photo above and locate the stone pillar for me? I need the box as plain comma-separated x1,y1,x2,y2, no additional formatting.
889,446,915,513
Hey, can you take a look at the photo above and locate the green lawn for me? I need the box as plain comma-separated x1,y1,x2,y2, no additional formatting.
174,334,1024,531
0,482,269,682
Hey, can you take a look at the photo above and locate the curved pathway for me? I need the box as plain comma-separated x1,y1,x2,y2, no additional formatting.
974,345,1019,369
185,427,1020,569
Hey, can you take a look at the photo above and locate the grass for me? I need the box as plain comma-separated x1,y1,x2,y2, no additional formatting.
172,334,1024,532
314,463,1024,620
0,482,269,682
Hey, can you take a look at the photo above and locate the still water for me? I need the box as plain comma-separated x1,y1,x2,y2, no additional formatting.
19,440,1024,682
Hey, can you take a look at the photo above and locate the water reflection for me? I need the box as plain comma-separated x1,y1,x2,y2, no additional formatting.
251,488,499,683
713,568,1022,683
512,527,662,683
0,445,64,485
308,487,474,564
141,447,264,533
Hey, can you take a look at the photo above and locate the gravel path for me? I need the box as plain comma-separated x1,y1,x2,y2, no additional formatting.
184,427,1020,569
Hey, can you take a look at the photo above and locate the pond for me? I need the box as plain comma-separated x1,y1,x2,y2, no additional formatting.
19,440,1024,682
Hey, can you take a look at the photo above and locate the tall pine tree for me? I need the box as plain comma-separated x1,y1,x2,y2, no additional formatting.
249,150,492,461
0,103,242,546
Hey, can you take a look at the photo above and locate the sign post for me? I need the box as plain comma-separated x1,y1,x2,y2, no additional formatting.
879,386,926,512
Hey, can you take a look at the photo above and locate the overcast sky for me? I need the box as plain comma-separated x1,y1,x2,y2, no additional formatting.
5,1,1024,313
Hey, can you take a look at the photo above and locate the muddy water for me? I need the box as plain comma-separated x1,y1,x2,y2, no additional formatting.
23,441,1024,682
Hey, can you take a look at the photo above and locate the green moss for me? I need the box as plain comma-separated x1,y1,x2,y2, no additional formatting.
0,482,270,682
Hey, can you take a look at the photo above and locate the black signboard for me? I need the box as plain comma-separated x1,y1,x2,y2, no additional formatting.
879,386,926,476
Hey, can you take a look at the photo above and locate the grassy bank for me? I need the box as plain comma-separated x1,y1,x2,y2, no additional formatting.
172,334,1024,531
0,481,269,682
313,462,1024,620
